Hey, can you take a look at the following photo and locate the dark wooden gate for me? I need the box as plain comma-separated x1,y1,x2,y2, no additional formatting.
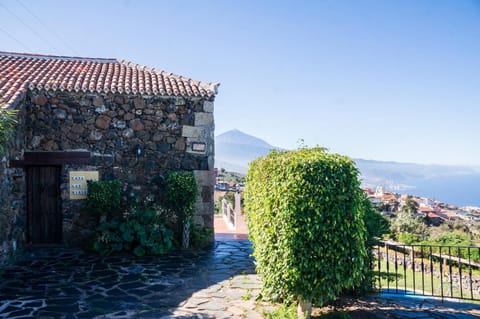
10,151,91,245
27,166,62,244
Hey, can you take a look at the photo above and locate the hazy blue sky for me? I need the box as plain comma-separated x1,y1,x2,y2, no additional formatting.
1,0,479,166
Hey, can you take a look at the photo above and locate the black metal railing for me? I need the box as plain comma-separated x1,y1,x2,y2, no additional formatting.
374,241,480,301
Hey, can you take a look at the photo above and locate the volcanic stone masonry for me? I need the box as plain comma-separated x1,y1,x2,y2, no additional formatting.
0,90,215,263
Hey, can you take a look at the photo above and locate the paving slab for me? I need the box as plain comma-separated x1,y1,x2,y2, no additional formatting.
1,240,480,318
0,241,261,318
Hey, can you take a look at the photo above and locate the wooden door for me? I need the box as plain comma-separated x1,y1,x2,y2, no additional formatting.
27,166,62,244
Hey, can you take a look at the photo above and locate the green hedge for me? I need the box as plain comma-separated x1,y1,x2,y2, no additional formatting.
244,148,368,306
163,171,198,248
163,171,198,220
87,180,121,219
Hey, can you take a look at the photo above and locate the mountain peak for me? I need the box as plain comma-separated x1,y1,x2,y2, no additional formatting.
215,129,277,173
216,129,273,149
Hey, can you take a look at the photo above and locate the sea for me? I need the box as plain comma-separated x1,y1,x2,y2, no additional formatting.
393,174,480,208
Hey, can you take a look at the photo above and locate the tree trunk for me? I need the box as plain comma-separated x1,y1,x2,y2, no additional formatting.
182,218,191,249
297,296,312,319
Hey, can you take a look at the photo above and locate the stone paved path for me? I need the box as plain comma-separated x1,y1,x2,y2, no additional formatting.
0,240,479,318
0,241,264,318
214,215,248,241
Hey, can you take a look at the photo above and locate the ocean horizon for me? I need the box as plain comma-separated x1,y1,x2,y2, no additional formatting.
392,174,480,208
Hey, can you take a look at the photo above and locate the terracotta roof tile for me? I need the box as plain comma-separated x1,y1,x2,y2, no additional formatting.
0,51,219,108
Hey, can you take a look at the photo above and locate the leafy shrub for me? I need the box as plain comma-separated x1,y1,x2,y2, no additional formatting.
349,196,390,294
215,201,222,215
92,220,125,255
128,208,174,256
363,197,390,247
433,231,471,246
244,147,368,310
391,209,427,242
190,224,213,248
87,180,121,219
93,208,174,256
452,221,467,231
397,232,421,244
223,192,236,206
163,171,198,220
425,231,480,262
163,171,198,248
263,303,298,319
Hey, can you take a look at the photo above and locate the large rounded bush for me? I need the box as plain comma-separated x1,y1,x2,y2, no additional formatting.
244,148,368,308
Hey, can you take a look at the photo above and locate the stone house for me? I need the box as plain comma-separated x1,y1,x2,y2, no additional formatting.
0,51,219,262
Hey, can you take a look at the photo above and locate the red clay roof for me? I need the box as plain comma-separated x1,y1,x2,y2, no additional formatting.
0,51,219,108
418,205,435,213
426,212,441,219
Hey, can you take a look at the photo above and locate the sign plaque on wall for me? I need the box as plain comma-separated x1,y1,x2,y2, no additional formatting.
69,171,99,200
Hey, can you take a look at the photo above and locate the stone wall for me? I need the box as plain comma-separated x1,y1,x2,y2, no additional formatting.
0,106,27,264
0,90,215,262
0,157,24,264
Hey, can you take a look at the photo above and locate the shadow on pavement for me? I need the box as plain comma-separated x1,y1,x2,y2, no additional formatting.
313,293,480,319
0,240,255,318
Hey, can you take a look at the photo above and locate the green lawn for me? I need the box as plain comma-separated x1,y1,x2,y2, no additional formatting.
374,259,480,301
